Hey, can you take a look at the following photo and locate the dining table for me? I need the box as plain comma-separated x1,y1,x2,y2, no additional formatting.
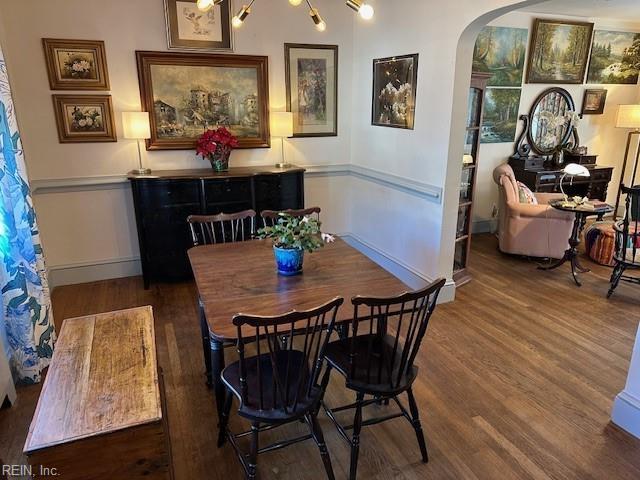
188,237,411,424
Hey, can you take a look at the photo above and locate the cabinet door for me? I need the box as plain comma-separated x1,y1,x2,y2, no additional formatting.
136,179,201,280
203,178,253,214
255,173,304,212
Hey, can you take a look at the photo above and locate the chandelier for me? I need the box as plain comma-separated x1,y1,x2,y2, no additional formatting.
196,0,374,31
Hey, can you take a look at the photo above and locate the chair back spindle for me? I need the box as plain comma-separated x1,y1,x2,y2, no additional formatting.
615,185,640,265
187,209,256,247
260,207,321,228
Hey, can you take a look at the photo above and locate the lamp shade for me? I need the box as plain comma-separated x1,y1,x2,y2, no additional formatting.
122,112,151,139
616,105,640,130
563,163,590,177
270,112,293,138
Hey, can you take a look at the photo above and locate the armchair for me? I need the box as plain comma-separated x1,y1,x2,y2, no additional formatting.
493,163,574,259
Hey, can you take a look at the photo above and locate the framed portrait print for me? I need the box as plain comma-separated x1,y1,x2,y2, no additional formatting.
581,88,607,115
42,39,110,90
285,43,338,137
52,95,116,143
372,54,419,129
164,0,232,51
136,51,270,150
525,19,594,84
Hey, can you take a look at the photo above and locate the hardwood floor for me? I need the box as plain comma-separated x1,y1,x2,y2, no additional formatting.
1,234,640,479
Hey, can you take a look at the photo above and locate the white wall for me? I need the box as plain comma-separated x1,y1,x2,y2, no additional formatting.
474,11,640,230
0,0,355,280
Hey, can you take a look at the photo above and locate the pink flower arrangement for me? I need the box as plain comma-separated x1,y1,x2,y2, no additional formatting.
195,127,239,159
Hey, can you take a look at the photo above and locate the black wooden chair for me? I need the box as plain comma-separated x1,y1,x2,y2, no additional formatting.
260,207,321,228
320,279,446,480
219,297,344,480
187,209,256,246
608,185,640,297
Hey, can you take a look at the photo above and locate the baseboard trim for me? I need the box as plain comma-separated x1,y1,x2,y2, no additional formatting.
48,256,141,290
611,390,640,439
472,219,496,234
341,233,455,303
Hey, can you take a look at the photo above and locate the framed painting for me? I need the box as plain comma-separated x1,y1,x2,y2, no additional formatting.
136,51,270,150
42,39,110,90
581,88,607,115
480,88,522,144
587,30,640,84
525,19,594,84
164,0,232,51
285,43,338,137
371,54,419,129
473,26,528,87
52,95,116,143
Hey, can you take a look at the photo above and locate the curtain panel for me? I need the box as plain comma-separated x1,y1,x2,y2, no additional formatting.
0,45,55,384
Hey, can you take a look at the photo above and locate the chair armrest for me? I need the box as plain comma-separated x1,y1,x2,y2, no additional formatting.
534,192,564,204
506,202,574,221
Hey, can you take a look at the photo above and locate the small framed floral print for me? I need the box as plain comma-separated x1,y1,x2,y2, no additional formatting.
52,95,117,143
42,39,110,90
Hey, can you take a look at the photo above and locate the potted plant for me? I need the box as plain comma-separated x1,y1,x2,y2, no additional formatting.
256,213,335,276
196,126,239,172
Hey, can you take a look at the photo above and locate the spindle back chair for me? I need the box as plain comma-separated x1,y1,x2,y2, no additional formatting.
260,207,321,228
609,185,640,297
187,209,256,246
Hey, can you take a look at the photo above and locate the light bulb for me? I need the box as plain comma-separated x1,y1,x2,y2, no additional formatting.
232,5,250,28
232,15,243,27
196,0,213,11
359,3,374,19
289,0,303,5
316,20,327,32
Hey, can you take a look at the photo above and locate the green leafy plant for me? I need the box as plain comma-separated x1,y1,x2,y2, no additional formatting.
256,214,335,253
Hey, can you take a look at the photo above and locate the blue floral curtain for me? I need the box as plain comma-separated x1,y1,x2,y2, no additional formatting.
0,44,55,384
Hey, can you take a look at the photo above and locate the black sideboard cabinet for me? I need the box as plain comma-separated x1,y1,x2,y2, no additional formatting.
129,166,305,288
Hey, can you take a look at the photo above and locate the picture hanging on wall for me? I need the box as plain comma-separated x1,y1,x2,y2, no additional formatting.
136,51,270,150
525,19,594,84
164,0,232,51
586,30,640,85
52,94,116,143
581,88,607,115
481,87,522,144
473,26,528,87
285,43,338,137
371,53,419,130
42,38,110,90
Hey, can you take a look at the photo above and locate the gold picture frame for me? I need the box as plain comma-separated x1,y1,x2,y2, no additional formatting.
52,95,117,143
42,38,110,90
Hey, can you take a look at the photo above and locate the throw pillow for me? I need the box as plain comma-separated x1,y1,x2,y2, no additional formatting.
517,181,538,205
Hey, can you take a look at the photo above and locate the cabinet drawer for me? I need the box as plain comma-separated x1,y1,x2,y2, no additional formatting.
137,179,200,208
591,169,613,181
203,178,251,206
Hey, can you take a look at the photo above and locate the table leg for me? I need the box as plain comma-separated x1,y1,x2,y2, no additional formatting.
539,212,589,287
210,338,226,427
198,299,213,388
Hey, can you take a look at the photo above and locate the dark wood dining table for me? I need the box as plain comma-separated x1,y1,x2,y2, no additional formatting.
188,237,410,423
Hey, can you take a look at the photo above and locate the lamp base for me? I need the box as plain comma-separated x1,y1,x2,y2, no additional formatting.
132,168,152,175
275,162,291,169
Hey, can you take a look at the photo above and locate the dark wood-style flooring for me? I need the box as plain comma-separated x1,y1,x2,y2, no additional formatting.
1,234,640,479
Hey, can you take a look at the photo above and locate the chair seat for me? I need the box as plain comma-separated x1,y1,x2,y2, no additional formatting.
324,334,418,395
222,350,320,422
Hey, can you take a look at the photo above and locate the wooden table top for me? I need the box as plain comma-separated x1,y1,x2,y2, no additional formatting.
188,238,410,341
24,306,161,453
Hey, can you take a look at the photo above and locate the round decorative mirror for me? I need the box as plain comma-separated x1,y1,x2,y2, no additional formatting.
528,87,576,155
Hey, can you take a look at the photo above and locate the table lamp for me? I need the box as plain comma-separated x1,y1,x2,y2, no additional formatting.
123,112,152,175
271,112,293,168
614,104,640,217
560,163,590,201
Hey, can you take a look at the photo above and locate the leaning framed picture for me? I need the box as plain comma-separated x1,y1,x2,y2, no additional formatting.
52,95,116,143
42,38,110,90
525,19,594,84
581,88,607,115
371,54,419,129
164,0,232,51
136,51,270,150
285,43,338,137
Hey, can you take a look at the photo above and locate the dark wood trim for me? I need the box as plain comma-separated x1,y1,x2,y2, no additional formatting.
284,43,339,137
135,50,270,150
42,38,110,90
52,94,117,143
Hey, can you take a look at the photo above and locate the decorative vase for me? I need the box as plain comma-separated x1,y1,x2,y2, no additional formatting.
208,149,230,172
273,245,304,276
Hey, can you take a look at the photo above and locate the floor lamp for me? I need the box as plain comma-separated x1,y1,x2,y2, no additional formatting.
614,105,640,219
271,112,293,168
123,111,152,175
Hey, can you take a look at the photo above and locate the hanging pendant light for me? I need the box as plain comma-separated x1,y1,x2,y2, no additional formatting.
196,0,224,12
232,0,255,28
289,0,303,5
345,0,374,19
306,0,326,31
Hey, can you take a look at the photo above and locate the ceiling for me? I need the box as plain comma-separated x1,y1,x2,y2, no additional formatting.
522,0,640,21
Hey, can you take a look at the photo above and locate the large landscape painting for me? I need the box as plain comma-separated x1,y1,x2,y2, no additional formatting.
587,30,640,84
526,19,593,84
136,51,270,149
473,26,528,87
481,88,522,144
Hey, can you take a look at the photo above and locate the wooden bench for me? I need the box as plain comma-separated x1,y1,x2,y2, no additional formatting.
24,306,173,479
